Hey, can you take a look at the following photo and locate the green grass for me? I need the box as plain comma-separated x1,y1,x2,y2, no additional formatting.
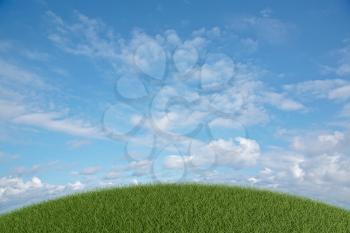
0,184,349,233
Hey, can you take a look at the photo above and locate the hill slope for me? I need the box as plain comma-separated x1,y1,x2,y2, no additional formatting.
0,184,349,232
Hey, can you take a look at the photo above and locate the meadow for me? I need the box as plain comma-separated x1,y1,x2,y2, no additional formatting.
0,184,349,232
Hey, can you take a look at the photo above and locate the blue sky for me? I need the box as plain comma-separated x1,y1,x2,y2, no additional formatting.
1,0,350,213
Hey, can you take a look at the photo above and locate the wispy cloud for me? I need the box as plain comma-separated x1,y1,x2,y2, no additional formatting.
21,50,50,61
46,11,120,60
328,85,350,100
0,59,50,89
340,103,350,117
73,166,101,176
0,40,12,52
12,161,62,176
230,10,296,45
0,56,103,139
284,79,349,100
67,139,91,148
14,112,102,138
262,91,305,111
0,150,19,161
322,40,350,77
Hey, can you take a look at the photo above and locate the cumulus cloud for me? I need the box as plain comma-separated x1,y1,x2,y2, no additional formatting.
164,137,260,171
253,129,350,207
261,151,350,207
209,137,260,167
0,176,84,213
291,131,345,154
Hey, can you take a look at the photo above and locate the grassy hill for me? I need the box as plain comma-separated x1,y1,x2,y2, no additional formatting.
0,184,349,232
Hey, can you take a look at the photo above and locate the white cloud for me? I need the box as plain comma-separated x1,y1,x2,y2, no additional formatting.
103,170,120,180
0,150,19,161
200,53,235,90
0,99,27,120
0,176,85,213
240,37,259,52
255,128,350,207
209,137,260,167
260,8,273,18
12,161,62,176
149,86,208,134
68,181,85,191
331,42,350,77
303,154,350,186
77,166,101,176
0,93,103,139
0,39,50,61
133,37,166,79
262,150,350,203
248,177,259,184
0,40,12,52
231,11,295,44
173,44,199,73
336,64,350,77
318,131,344,145
284,79,349,100
262,91,305,111
13,165,41,176
291,131,345,154
164,137,260,170
163,155,191,169
67,139,91,149
47,11,120,60
14,112,102,138
128,160,152,176
22,50,50,61
283,79,350,120
328,85,350,100
0,59,50,89
47,11,301,135
340,103,350,117
0,54,102,140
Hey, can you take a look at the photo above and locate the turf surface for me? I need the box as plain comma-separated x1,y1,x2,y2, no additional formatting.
0,184,349,232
